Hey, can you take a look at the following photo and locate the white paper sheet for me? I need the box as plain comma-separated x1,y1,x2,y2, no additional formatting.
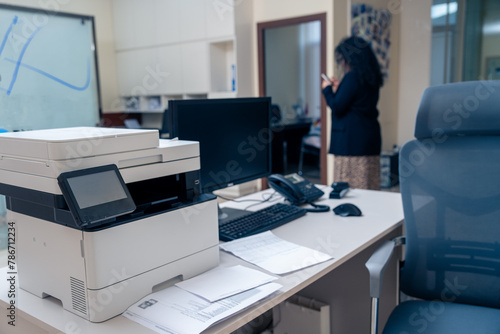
219,231,333,274
123,282,282,334
175,265,277,302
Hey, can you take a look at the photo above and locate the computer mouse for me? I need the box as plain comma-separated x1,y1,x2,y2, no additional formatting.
333,203,362,217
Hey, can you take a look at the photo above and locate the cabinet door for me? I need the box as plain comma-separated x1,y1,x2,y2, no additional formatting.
116,51,138,95
112,0,155,50
205,0,235,38
116,49,159,96
157,45,183,94
181,42,209,94
151,0,182,45
179,0,206,41
112,0,181,49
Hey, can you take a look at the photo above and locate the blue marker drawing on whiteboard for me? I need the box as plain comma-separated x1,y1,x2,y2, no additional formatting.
0,16,18,57
0,15,90,94
4,57,91,91
6,25,42,95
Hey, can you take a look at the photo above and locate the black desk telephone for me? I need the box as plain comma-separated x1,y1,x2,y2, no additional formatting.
268,173,326,211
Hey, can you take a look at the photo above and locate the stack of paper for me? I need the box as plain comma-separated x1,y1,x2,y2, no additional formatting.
124,231,333,333
123,265,281,334
220,231,333,274
175,265,277,302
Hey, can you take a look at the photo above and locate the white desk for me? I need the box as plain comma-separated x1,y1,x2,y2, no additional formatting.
0,187,404,334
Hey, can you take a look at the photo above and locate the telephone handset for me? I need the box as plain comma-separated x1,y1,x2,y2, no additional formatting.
268,173,324,206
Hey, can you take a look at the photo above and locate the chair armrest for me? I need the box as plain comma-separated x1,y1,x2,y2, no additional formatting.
365,237,405,298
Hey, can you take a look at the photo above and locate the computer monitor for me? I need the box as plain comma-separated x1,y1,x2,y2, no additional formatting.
168,97,272,221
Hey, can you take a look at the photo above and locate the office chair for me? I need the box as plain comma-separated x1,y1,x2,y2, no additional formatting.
298,119,321,175
298,134,320,174
366,80,500,334
271,104,282,123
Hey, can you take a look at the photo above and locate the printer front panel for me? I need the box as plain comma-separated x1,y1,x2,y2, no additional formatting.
13,211,90,320
82,196,219,290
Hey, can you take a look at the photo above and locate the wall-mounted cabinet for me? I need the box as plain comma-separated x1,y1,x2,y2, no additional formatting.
179,0,206,41
109,0,253,121
206,1,235,38
113,0,237,51
112,0,182,50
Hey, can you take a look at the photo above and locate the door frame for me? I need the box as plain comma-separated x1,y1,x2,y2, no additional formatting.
257,13,327,185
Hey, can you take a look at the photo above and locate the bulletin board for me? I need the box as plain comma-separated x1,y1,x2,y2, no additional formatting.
0,4,101,132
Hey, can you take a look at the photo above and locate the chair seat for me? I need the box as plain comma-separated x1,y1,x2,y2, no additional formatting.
383,300,500,334
303,135,320,148
298,134,320,174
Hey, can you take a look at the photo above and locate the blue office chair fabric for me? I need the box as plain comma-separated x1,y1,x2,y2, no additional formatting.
367,80,500,334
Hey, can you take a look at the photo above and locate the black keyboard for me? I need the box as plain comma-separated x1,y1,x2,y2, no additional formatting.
219,203,307,241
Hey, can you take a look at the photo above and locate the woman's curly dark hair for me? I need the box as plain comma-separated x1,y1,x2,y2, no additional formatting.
335,36,383,88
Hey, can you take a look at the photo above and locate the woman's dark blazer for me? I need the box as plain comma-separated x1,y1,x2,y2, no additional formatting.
322,71,381,156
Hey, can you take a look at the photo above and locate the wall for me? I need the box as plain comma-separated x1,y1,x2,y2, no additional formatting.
396,0,432,145
0,0,118,113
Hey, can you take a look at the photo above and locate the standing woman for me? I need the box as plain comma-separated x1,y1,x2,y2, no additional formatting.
322,36,383,190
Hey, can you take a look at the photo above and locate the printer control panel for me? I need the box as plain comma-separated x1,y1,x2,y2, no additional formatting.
57,164,136,228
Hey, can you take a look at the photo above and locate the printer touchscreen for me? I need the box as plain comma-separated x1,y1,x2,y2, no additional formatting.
58,164,136,228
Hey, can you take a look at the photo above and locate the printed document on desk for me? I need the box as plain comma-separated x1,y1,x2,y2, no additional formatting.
220,231,333,274
123,282,282,334
175,265,278,302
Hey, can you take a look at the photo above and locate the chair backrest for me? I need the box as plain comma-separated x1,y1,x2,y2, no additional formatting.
271,104,282,123
399,80,500,308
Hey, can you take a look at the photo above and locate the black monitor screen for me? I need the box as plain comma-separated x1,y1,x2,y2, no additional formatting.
169,97,272,194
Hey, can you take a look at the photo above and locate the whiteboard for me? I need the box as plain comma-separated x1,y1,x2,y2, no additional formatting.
0,4,101,132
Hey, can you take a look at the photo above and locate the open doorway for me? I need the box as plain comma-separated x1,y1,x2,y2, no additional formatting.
258,13,327,185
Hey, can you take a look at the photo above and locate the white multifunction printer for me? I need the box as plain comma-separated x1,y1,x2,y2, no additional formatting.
0,127,219,322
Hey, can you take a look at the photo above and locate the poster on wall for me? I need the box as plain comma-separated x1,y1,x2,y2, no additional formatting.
351,4,391,78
